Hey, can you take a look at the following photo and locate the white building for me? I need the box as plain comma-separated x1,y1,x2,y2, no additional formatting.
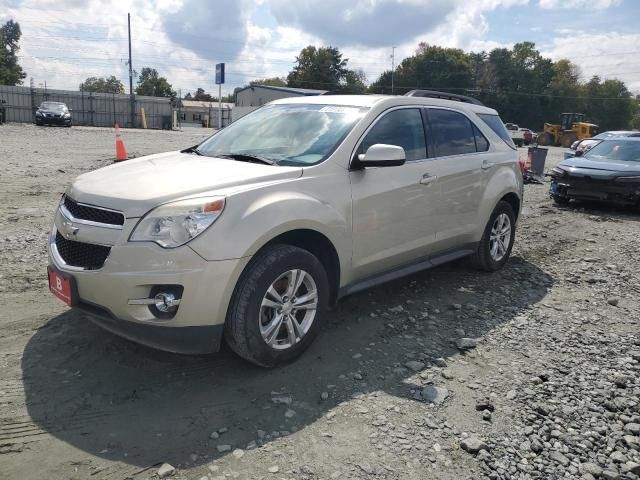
233,85,328,122
176,100,234,128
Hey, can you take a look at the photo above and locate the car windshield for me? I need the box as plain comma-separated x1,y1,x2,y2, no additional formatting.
583,140,640,162
592,131,633,140
41,102,66,111
195,104,368,166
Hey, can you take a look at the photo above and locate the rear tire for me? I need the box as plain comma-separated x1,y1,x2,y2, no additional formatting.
537,132,553,146
471,201,516,272
561,132,578,148
225,244,329,367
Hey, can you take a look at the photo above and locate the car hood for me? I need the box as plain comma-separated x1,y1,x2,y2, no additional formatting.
67,151,303,217
559,157,640,177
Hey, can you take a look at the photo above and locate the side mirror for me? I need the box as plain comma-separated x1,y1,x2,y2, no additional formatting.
574,150,584,157
357,144,406,168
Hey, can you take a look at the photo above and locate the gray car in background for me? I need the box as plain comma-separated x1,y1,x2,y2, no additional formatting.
550,137,640,207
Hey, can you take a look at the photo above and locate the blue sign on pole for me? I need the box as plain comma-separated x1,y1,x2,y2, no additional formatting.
215,63,225,85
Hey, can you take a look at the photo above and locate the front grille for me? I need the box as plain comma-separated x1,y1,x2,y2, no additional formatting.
63,196,124,226
55,232,111,270
564,175,632,193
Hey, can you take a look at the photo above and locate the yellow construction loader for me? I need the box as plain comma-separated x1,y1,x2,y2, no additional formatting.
537,113,599,147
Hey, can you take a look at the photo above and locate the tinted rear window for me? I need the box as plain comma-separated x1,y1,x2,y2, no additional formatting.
429,109,476,157
473,124,489,152
478,114,516,149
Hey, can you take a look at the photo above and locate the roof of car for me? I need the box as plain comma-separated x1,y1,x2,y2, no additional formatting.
270,94,498,114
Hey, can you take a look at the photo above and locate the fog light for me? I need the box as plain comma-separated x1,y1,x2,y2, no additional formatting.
154,292,180,312
128,285,184,319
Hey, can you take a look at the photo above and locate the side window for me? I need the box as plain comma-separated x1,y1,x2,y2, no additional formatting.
428,109,476,157
473,124,489,152
360,108,427,161
477,113,516,149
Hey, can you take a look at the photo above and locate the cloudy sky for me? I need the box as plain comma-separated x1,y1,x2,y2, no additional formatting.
1,0,639,95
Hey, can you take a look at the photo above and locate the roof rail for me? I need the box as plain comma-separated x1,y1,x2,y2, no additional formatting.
403,89,484,106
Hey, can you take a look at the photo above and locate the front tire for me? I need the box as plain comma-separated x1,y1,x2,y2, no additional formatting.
471,201,516,272
225,244,329,367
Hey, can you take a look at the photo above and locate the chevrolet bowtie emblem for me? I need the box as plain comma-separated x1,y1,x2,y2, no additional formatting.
61,220,79,239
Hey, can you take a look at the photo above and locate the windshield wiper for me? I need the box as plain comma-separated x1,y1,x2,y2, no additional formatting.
217,153,277,165
182,145,204,156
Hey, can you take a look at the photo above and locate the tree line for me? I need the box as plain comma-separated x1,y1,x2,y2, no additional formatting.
235,42,640,131
370,41,638,131
2,18,639,130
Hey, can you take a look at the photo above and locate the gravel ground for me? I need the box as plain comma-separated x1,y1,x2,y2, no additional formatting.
0,123,638,480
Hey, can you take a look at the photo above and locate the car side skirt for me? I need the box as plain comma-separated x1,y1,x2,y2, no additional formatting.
338,243,477,299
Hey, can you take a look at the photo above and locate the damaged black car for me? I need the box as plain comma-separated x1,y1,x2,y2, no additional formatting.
550,136,640,207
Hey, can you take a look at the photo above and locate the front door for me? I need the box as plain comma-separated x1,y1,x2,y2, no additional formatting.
349,107,440,281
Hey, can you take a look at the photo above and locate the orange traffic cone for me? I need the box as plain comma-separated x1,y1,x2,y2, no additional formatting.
115,123,128,161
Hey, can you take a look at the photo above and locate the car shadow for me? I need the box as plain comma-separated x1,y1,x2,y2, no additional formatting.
19,256,553,471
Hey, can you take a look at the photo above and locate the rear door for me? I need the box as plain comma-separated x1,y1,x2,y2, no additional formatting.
424,108,490,251
349,107,440,280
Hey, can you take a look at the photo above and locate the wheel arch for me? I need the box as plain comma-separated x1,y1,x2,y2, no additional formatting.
500,191,521,220
257,228,342,306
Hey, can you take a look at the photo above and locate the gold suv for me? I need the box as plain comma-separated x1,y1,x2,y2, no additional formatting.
48,91,522,366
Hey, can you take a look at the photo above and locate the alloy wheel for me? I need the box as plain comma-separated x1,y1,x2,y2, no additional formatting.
259,269,318,350
489,213,512,262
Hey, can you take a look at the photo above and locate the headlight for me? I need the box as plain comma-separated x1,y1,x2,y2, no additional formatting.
551,167,566,177
63,112,71,117
36,111,42,116
130,197,225,248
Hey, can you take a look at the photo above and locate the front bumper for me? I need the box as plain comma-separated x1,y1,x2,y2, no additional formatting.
36,115,71,125
550,177,640,206
76,301,225,354
48,208,249,354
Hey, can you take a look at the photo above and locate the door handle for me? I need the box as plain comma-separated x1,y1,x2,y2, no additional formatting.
481,160,496,170
420,173,437,185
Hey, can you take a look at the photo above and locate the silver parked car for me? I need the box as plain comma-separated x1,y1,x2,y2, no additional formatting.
48,91,523,366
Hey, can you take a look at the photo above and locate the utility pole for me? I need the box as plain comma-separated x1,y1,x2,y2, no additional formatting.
128,13,135,127
390,46,397,95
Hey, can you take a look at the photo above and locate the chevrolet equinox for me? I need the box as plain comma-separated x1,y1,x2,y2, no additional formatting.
48,91,522,366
